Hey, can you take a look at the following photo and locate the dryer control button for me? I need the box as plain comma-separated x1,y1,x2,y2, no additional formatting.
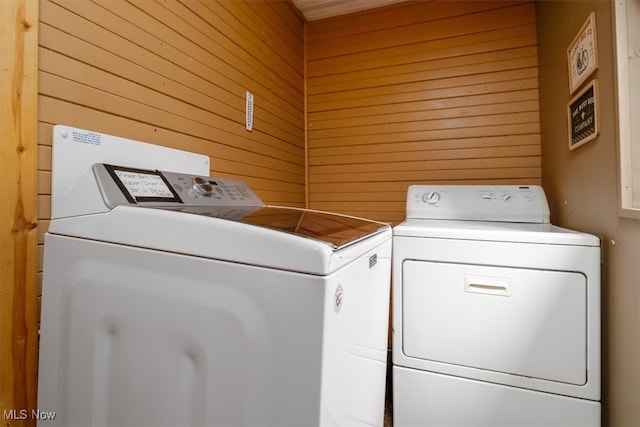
422,191,440,204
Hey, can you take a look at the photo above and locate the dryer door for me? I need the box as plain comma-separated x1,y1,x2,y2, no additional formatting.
401,260,587,385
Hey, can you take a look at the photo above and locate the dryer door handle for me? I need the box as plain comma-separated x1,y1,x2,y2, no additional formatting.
464,276,511,297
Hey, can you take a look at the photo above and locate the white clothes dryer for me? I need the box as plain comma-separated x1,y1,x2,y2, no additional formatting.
38,163,392,426
392,185,601,426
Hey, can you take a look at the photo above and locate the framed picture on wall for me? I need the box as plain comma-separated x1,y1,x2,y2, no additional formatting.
567,80,599,150
567,12,599,94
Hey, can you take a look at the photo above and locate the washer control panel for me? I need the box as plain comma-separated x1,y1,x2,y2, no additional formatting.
93,163,264,208
406,185,550,223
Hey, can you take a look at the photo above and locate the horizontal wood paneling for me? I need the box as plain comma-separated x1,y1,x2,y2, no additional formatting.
39,0,305,203
306,0,541,224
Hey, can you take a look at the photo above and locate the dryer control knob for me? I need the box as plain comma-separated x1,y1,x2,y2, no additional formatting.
192,176,213,196
422,191,440,204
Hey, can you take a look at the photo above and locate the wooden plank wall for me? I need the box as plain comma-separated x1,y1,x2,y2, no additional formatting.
306,0,541,225
1,1,40,424
38,0,305,208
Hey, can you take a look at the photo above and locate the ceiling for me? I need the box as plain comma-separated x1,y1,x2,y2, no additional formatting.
291,0,409,21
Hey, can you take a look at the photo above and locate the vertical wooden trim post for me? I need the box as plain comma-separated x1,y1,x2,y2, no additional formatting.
1,1,40,425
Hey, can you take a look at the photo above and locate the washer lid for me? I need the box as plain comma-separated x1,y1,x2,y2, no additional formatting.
158,205,388,250
48,205,391,275
394,219,600,246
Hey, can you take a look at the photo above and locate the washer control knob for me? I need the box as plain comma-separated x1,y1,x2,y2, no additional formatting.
192,176,213,196
422,191,440,204
502,193,512,202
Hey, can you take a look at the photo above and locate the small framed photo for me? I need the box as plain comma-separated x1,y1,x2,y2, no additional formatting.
567,80,599,150
567,12,599,94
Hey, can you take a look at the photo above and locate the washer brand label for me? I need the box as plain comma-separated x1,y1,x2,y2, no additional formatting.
369,253,378,268
72,130,101,146
334,285,344,313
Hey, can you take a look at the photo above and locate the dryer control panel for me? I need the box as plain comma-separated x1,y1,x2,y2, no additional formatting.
93,163,264,209
406,185,550,223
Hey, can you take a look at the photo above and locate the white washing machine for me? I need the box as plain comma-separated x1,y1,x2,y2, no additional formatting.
38,162,392,426
392,185,601,426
